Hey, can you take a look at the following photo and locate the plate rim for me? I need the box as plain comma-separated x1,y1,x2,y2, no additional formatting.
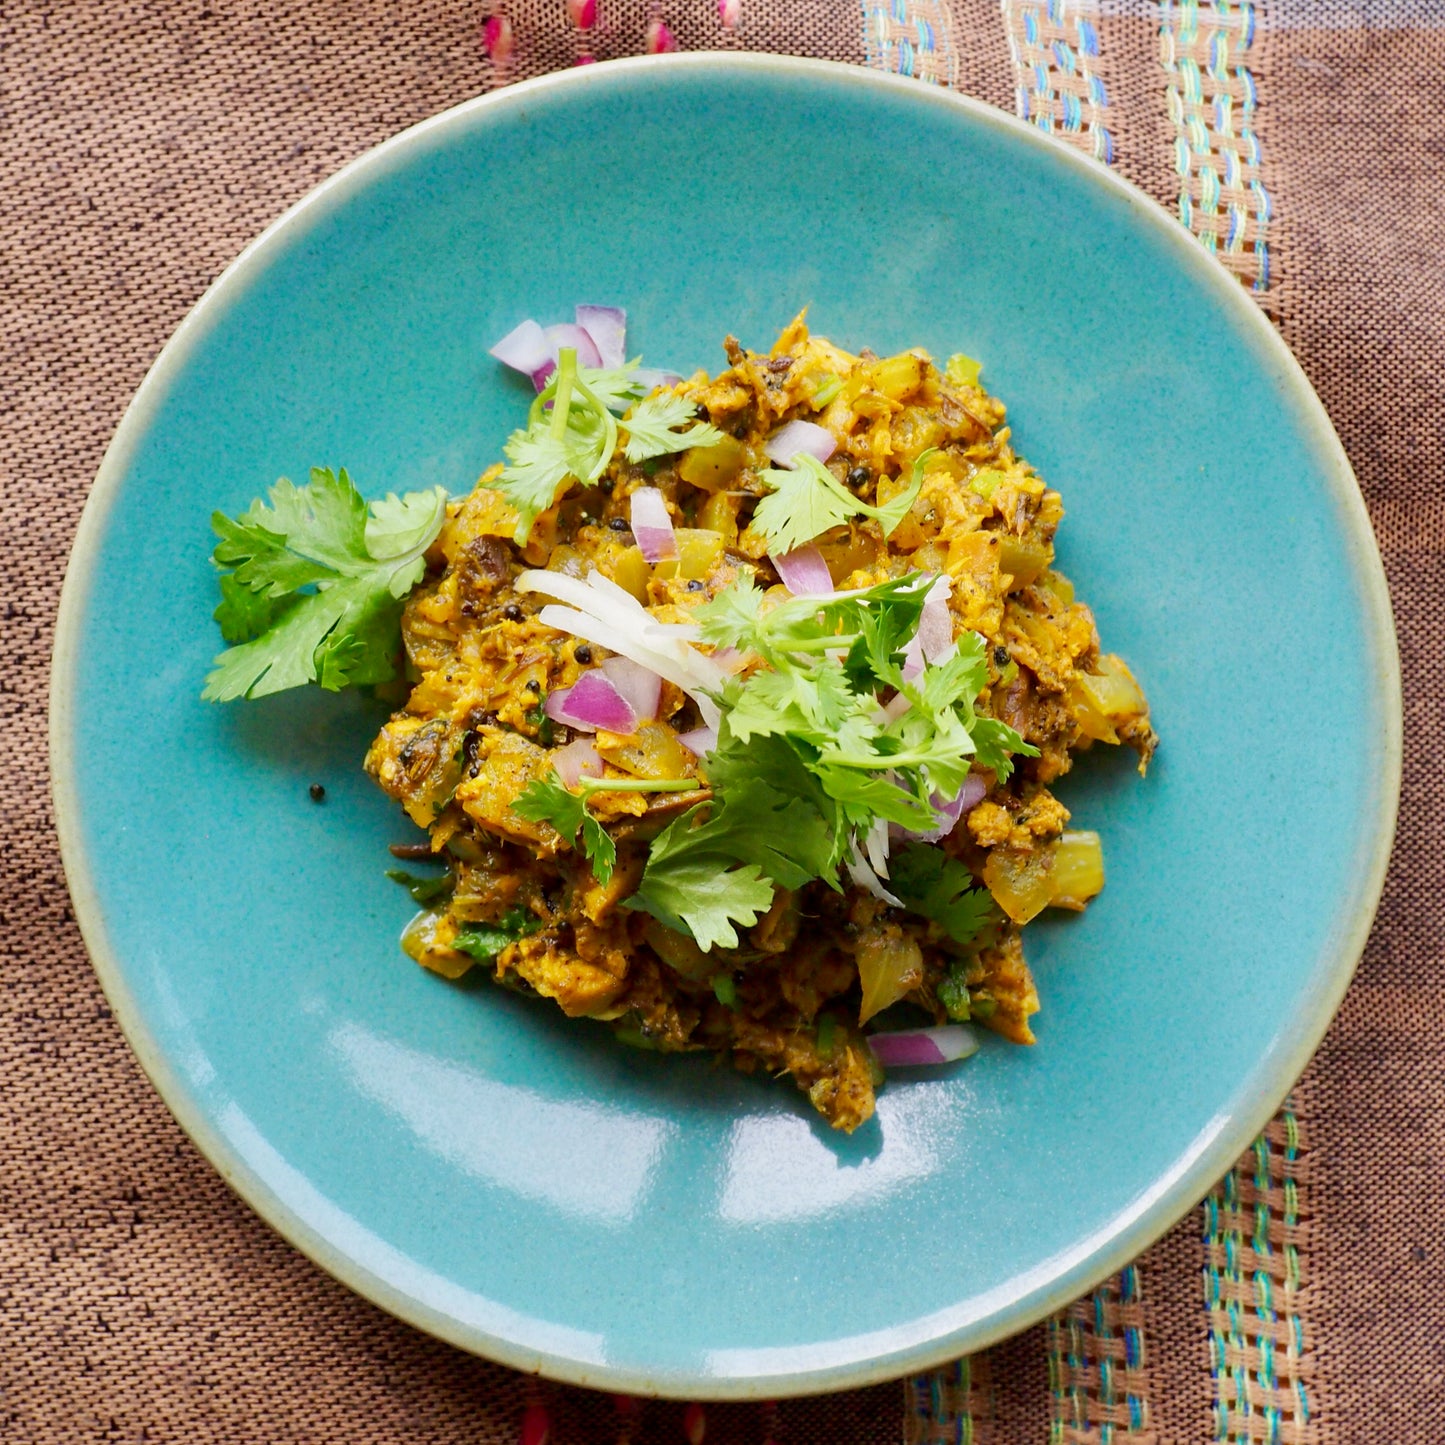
49,51,1403,1398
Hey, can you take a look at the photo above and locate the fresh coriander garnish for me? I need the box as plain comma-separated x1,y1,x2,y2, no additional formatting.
751,450,932,554
203,467,447,701
621,572,1036,951
887,846,995,946
452,907,542,963
494,350,723,544
385,867,454,907
514,771,701,886
619,393,725,463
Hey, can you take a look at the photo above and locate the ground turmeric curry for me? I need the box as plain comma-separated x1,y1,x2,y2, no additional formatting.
359,313,1155,1131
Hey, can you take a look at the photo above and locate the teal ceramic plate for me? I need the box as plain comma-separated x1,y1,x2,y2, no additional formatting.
51,56,1399,1397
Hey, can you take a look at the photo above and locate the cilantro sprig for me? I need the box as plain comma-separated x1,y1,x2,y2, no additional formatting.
495,349,723,544
203,467,447,702
751,451,931,554
514,771,701,885
624,572,1036,950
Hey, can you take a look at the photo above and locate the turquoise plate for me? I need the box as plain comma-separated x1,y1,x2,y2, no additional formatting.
51,56,1399,1397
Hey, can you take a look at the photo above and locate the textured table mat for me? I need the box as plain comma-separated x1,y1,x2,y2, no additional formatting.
4,3,1442,1441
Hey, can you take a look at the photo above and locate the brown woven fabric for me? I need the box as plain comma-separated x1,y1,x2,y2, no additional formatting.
4,2,1441,1440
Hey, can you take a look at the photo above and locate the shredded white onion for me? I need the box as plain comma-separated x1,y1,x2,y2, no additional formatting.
917,575,956,663
517,569,725,729
846,839,903,907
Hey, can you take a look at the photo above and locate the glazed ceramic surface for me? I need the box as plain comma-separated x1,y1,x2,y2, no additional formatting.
51,56,1399,1397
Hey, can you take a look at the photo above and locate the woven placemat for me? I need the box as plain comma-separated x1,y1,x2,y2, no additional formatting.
5,3,1442,1440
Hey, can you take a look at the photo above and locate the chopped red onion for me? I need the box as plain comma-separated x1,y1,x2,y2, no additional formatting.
490,319,554,382
630,487,677,563
677,724,717,757
763,419,836,468
898,775,989,845
543,671,639,734
544,322,603,370
917,575,956,663
600,656,661,722
878,691,911,723
575,305,625,368
901,634,925,682
553,738,604,787
516,569,728,729
866,1025,978,1068
771,545,834,597
631,367,684,392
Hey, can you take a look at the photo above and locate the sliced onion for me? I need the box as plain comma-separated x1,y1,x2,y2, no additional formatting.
917,575,956,663
553,738,604,787
897,775,989,845
863,814,891,877
877,691,912,723
677,724,717,757
630,487,677,562
575,305,626,368
764,419,836,469
600,656,662,722
867,1025,978,1068
517,569,727,729
490,319,553,380
846,841,903,907
544,671,638,734
771,545,834,597
631,367,684,392
901,634,925,682
544,322,604,370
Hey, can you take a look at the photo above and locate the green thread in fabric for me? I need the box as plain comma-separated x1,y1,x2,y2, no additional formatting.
1160,0,1273,293
1001,0,1114,164
861,0,959,86
1046,1266,1150,1444
1204,1107,1312,1444
904,1354,980,1444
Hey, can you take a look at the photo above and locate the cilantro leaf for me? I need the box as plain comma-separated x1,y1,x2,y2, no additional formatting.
694,573,768,652
752,457,859,555
494,348,618,543
203,468,447,702
627,809,775,951
385,867,454,907
452,907,542,963
888,845,995,945
213,572,284,644
620,394,726,463
969,715,1037,780
514,774,618,884
752,452,930,553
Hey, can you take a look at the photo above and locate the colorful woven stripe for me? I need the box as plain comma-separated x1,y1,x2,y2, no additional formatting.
1000,0,1114,164
861,0,959,86
904,1352,990,1444
1204,1109,1315,1444
1046,1265,1153,1445
1160,0,1273,293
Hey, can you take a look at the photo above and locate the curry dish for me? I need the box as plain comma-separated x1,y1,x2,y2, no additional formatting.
365,315,1156,1131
